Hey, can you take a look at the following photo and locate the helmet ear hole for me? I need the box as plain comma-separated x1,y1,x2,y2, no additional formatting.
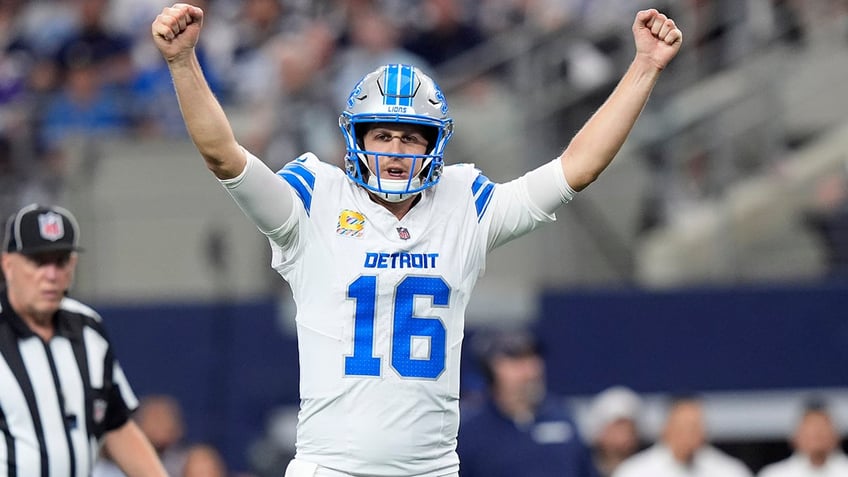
421,126,439,154
355,123,371,150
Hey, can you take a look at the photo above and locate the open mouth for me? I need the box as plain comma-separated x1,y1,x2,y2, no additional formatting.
385,166,408,179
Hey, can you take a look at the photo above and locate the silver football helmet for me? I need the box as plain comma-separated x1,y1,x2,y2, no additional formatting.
339,64,454,202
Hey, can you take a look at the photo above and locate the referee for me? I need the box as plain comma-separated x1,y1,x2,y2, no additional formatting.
0,204,166,477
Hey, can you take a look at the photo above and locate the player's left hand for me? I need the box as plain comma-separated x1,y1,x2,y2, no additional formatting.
632,9,683,70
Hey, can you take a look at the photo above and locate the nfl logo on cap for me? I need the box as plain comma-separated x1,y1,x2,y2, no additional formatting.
38,212,65,242
4,204,82,255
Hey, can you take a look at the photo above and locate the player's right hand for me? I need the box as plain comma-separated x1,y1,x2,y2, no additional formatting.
632,9,682,71
151,3,204,63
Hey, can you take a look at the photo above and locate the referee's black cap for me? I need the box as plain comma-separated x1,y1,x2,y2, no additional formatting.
3,204,82,255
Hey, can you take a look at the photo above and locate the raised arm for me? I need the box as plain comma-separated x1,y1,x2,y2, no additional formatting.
560,9,682,191
151,3,245,179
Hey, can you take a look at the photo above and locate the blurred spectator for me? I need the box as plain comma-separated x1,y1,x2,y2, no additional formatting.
7,0,78,62
137,394,190,476
2,1,69,210
331,0,430,110
240,18,338,171
131,0,232,138
0,0,28,106
402,0,485,68
585,386,644,477
475,0,527,35
246,405,299,477
770,0,806,46
39,0,138,150
222,0,337,170
54,0,135,90
38,50,134,149
0,134,19,219
457,327,599,477
687,0,750,74
94,394,190,477
182,443,229,477
230,0,306,106
804,169,848,281
757,398,848,477
613,395,752,477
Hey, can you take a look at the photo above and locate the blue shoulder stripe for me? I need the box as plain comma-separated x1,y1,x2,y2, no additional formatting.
472,173,495,222
278,162,316,215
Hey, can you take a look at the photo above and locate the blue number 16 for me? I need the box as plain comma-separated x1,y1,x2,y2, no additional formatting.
345,275,450,379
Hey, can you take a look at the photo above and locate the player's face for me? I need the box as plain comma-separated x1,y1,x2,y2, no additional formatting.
362,124,429,180
1,251,76,324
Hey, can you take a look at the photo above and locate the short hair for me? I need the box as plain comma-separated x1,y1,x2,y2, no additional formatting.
472,326,542,385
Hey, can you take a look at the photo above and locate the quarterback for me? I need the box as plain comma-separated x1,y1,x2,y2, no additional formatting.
152,4,682,477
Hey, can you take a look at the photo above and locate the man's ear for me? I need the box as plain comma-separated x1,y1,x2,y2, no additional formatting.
66,253,79,292
0,253,11,282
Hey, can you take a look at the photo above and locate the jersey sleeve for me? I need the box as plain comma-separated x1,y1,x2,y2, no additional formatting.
80,317,139,436
100,360,137,433
481,159,573,251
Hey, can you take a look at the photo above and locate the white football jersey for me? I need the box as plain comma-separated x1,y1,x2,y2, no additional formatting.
241,152,557,476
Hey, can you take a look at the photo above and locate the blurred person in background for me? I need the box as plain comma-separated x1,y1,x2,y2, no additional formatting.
585,386,644,477
131,0,234,138
246,19,337,171
229,0,309,107
1,204,167,477
182,443,229,477
39,0,138,148
136,394,190,476
757,398,848,477
613,395,752,477
401,0,485,68
457,327,599,477
804,168,848,282
54,0,135,91
331,0,429,111
94,394,189,477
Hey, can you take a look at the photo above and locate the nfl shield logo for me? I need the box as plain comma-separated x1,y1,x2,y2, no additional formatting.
396,227,410,240
38,212,64,241
93,398,107,424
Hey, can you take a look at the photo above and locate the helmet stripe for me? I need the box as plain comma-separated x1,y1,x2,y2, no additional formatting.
384,64,414,107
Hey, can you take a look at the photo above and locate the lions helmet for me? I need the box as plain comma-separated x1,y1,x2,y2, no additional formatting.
339,64,454,202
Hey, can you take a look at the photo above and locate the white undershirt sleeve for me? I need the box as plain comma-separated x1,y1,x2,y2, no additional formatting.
485,158,577,250
524,158,577,214
218,148,297,237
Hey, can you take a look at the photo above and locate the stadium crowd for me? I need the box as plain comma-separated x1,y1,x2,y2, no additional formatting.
1,0,831,223
3,1,848,475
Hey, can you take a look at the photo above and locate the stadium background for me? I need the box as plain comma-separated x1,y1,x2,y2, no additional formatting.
2,0,848,474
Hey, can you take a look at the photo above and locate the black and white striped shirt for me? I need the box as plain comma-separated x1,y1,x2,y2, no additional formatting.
0,288,138,477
